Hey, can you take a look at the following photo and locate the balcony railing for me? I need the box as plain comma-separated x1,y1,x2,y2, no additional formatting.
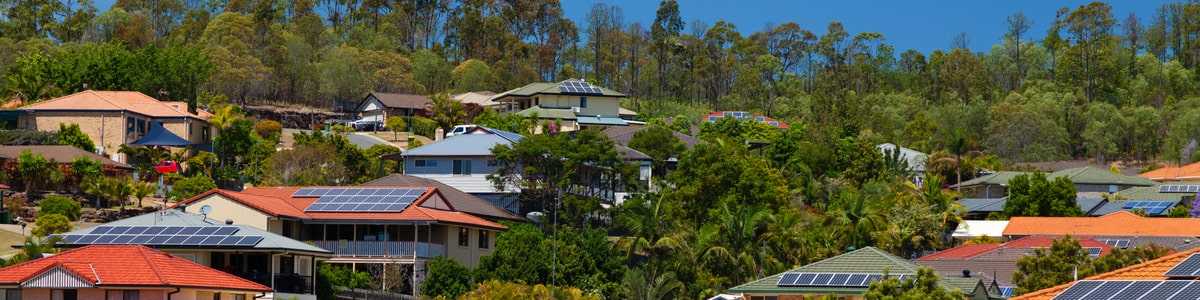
310,240,445,258
274,273,314,295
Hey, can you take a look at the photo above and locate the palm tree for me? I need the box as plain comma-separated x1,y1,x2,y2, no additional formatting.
826,189,885,250
698,204,773,284
615,195,681,259
621,267,685,300
131,180,156,208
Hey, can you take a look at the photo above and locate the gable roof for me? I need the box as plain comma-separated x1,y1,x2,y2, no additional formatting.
403,131,517,157
0,245,270,291
1050,166,1157,186
1141,162,1200,181
727,247,985,296
451,91,499,107
0,145,131,169
19,90,210,120
363,92,431,110
602,125,699,149
918,236,1112,287
362,174,522,221
179,187,507,230
1012,246,1200,299
952,220,1009,238
877,143,927,172
55,210,331,255
1004,211,1200,237
492,81,626,100
951,171,1031,188
515,106,577,119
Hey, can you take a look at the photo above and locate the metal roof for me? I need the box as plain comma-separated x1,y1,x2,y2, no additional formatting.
576,115,628,126
58,209,331,255
877,143,927,172
727,247,987,296
403,133,514,157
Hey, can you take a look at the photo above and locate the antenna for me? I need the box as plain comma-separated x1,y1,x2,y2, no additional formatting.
199,205,213,219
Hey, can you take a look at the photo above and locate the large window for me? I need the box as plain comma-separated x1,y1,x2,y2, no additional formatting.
478,230,489,249
579,96,588,108
4,289,20,300
458,227,469,247
414,160,437,167
453,160,472,175
52,289,77,300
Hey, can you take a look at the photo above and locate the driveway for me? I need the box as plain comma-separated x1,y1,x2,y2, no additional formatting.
280,129,397,150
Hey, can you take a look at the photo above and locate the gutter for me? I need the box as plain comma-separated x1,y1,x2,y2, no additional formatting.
167,287,181,299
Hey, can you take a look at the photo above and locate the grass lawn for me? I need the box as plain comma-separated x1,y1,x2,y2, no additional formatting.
0,229,24,257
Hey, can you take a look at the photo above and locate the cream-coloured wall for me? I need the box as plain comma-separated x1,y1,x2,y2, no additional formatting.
182,289,260,300
534,94,621,116
183,195,273,230
13,288,170,300
443,225,496,268
23,111,126,157
165,249,212,265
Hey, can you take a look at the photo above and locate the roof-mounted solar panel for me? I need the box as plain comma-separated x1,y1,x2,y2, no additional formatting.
1167,254,1200,277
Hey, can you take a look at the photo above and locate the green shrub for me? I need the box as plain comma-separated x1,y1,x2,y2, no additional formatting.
39,195,81,221
168,175,216,201
421,256,473,299
33,213,72,237
57,123,95,152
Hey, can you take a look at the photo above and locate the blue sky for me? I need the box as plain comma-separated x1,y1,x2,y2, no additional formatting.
93,0,1172,53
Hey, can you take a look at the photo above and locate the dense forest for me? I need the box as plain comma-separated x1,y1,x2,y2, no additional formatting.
4,0,1200,164
2,0,1199,298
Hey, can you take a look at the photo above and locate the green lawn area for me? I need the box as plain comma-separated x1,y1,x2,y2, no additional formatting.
0,229,25,257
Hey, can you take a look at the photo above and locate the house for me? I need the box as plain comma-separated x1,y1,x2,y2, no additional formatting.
0,245,270,300
953,167,1156,199
704,111,789,128
393,126,653,207
492,79,629,130
362,173,524,221
1003,211,1200,250
0,145,133,174
1141,162,1200,182
957,195,1114,219
51,210,331,299
451,91,500,109
10,90,213,162
726,247,999,299
952,172,1030,199
177,186,508,296
602,125,699,150
918,236,1113,296
1012,246,1200,299
356,92,432,123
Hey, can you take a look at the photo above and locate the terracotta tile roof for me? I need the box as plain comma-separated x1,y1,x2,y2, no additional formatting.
918,243,1003,261
0,145,132,169
179,186,507,230
1003,211,1200,237
1012,246,1200,299
1141,162,1200,181
20,90,210,120
362,174,522,221
0,245,270,291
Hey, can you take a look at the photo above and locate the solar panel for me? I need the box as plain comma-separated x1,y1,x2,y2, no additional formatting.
58,225,262,248
301,188,425,212
999,286,1015,298
1086,247,1102,257
1111,281,1160,299
777,273,800,286
1086,281,1132,299
1167,254,1200,277
1145,281,1193,299
557,80,603,95
794,273,816,286
1170,281,1200,300
1054,280,1103,300
775,272,895,287
1122,201,1176,215
1160,184,1200,193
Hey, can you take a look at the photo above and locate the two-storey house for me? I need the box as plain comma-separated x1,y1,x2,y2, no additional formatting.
177,186,507,296
492,79,629,130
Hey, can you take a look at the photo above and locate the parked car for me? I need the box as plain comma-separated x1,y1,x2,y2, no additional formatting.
446,125,479,137
351,119,384,131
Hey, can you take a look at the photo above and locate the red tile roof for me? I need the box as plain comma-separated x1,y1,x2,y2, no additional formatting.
1013,246,1199,299
179,187,507,230
1003,211,1200,237
0,245,270,291
918,243,1003,261
919,236,1113,261
1140,162,1200,181
20,90,210,120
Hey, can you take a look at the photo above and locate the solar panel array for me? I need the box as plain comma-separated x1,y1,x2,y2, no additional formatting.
775,272,906,287
1121,201,1176,215
1159,184,1200,193
1086,247,1102,257
293,188,425,212
52,226,263,247
1166,254,1200,277
558,80,603,94
1101,239,1132,249
1054,280,1200,300
999,286,1015,298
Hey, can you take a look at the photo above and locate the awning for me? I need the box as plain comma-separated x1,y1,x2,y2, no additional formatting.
131,122,191,147
576,115,628,126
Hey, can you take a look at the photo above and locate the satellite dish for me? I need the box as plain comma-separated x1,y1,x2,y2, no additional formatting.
526,211,545,223
199,205,213,216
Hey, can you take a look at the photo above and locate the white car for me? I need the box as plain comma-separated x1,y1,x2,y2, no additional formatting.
446,125,479,137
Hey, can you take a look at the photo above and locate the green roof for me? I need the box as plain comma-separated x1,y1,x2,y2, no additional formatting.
1049,166,1157,186
952,171,1030,188
727,247,986,296
515,106,576,119
492,81,627,100
1117,185,1187,202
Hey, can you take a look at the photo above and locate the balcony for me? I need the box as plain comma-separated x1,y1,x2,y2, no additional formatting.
310,240,445,258
274,273,314,295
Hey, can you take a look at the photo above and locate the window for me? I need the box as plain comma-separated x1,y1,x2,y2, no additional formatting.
414,160,438,167
749,296,778,300
53,289,77,300
453,160,472,175
123,290,140,300
579,96,588,108
5,289,20,300
487,160,498,167
478,230,489,249
234,295,246,300
458,227,469,247
212,293,220,300
127,117,136,134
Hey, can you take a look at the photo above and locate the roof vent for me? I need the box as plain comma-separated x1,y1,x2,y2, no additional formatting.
962,269,971,278
225,219,234,225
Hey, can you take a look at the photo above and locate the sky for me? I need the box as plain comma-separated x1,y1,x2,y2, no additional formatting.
92,0,1173,53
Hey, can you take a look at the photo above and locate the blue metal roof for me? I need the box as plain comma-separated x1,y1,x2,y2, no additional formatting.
576,116,628,126
131,122,191,147
404,133,516,157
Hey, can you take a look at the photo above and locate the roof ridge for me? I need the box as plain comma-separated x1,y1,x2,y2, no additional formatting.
866,247,921,272
136,246,169,286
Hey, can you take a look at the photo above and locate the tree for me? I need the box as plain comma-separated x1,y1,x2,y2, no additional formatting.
411,49,453,93
386,116,407,140
1004,173,1081,217
1012,236,1090,294
130,180,155,208
16,150,62,194
253,119,283,143
56,123,95,153
421,256,473,299
32,213,72,237
452,59,495,92
1005,12,1031,89
167,175,216,201
460,280,600,300
627,125,685,174
865,268,963,300
429,93,467,131
38,195,81,221
263,143,349,186
213,119,273,185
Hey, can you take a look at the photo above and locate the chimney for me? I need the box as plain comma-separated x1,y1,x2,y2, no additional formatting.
435,127,445,141
962,270,971,278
